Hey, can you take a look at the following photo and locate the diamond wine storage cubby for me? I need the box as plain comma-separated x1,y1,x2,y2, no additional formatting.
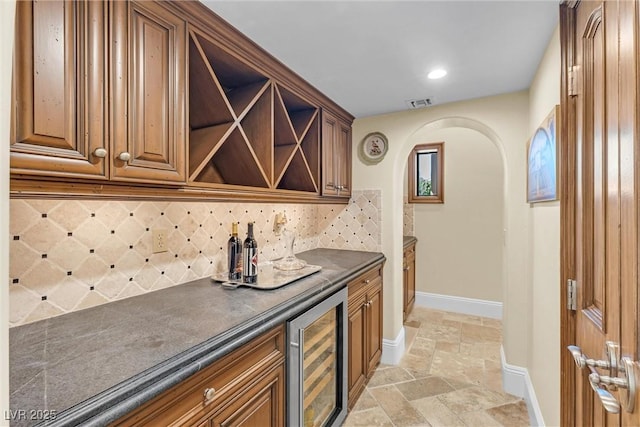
274,84,320,193
188,28,321,194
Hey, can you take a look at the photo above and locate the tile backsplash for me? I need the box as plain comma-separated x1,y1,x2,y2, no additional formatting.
9,190,381,326
404,196,414,236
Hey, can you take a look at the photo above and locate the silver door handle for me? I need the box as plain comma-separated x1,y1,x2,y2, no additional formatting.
588,373,621,413
567,343,637,413
568,345,612,371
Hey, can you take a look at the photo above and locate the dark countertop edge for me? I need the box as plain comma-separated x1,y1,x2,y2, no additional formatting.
42,252,386,427
403,236,417,249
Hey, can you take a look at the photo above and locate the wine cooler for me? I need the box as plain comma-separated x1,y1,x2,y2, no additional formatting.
287,288,348,427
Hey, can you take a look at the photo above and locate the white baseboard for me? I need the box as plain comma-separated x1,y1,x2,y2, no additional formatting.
501,346,545,426
415,291,503,319
381,326,405,366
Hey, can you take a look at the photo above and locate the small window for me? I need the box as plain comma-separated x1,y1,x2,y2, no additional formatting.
408,142,444,203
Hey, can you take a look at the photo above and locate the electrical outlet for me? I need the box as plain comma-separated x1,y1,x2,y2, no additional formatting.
152,229,168,253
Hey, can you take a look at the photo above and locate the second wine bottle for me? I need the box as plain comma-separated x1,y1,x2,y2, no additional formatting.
243,222,258,283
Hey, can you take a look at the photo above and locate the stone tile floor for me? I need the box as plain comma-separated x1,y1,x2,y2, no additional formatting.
343,306,529,426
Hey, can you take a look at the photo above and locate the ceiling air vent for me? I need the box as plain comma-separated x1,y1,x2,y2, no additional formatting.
405,97,435,109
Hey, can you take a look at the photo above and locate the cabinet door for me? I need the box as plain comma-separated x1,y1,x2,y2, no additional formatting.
321,111,352,198
406,246,416,318
111,0,187,183
335,120,352,198
347,296,367,408
403,245,416,321
321,111,338,194
208,364,284,427
366,282,383,375
11,0,107,178
403,252,409,322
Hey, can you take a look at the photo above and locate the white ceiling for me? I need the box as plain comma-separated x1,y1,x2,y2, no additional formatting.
202,1,559,118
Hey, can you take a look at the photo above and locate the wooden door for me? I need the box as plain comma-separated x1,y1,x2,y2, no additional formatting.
561,1,640,425
111,0,187,184
11,0,107,178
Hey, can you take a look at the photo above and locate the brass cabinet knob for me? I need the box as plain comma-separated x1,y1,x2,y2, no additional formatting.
93,148,107,158
118,152,131,162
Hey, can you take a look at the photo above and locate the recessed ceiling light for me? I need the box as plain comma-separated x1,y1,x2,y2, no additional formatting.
427,69,447,80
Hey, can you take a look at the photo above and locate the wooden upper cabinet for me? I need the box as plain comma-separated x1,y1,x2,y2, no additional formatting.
11,0,108,178
322,110,352,198
110,0,187,183
10,0,352,201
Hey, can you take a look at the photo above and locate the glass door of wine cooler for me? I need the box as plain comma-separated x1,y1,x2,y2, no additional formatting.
288,288,347,427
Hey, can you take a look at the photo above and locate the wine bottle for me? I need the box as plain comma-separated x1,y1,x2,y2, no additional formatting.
243,222,258,283
227,222,242,281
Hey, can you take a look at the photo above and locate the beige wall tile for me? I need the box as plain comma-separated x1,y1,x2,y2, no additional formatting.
23,301,64,324
8,285,41,324
48,277,89,311
9,240,40,279
48,200,91,232
9,191,382,326
75,291,109,311
9,200,40,235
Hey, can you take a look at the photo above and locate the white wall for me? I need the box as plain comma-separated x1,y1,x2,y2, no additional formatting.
352,91,531,366
408,127,504,302
1,2,16,424
527,26,560,426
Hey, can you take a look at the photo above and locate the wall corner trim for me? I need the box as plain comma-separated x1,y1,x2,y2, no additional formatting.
415,291,502,319
501,346,545,427
381,326,405,366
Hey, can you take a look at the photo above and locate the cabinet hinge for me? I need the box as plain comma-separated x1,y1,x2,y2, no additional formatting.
567,279,577,311
568,65,579,97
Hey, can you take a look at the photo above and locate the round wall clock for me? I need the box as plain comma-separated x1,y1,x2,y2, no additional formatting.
359,132,388,165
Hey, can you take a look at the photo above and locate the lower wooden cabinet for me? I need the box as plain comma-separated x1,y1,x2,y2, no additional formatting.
202,364,284,427
112,325,285,426
347,264,384,409
403,242,416,321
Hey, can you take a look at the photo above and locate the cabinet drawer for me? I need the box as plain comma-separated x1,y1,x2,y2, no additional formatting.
113,325,285,426
348,265,382,298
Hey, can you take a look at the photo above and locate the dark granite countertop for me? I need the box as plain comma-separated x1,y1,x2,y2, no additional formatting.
403,236,417,248
10,249,385,427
